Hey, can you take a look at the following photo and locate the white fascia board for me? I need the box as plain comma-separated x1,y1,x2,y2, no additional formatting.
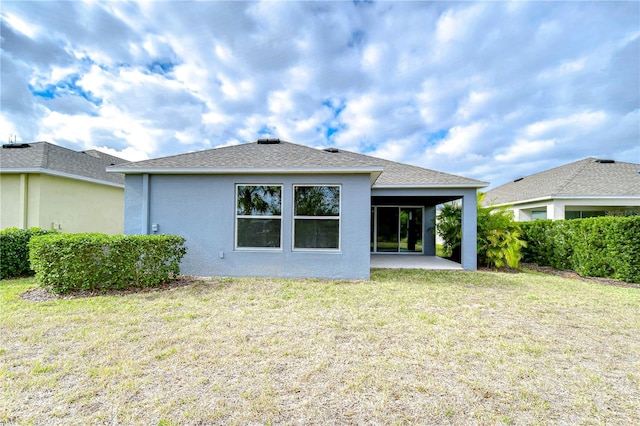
1,167,124,188
490,195,640,208
489,196,552,207
552,195,640,200
373,182,488,189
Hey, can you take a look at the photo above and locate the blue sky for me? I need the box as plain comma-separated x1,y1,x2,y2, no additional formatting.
1,1,638,188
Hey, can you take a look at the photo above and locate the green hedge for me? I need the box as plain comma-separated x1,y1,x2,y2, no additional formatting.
1,227,57,279
521,216,640,283
29,233,187,294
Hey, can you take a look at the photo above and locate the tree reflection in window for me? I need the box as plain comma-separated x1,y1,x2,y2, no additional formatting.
237,185,282,216
294,186,339,216
294,185,340,250
236,185,282,248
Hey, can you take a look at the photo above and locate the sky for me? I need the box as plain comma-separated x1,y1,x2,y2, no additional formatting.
1,1,638,188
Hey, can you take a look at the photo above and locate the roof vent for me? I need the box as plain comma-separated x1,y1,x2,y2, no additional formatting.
257,138,280,144
595,159,615,163
513,177,524,182
2,143,31,149
324,147,339,153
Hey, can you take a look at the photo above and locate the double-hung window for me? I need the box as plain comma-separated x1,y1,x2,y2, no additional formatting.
293,185,340,250
236,185,282,249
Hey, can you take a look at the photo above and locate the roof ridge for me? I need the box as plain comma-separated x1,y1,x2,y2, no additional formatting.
553,158,594,195
42,142,51,169
336,148,487,184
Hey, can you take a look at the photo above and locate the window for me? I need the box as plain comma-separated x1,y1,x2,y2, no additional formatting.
565,210,606,220
236,185,282,249
531,210,547,220
293,185,340,250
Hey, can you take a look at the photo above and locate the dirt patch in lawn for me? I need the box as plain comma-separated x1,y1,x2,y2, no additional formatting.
20,275,203,302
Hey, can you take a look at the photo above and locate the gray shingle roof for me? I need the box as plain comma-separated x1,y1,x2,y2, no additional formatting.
333,149,487,187
0,141,126,186
484,157,640,205
109,140,486,188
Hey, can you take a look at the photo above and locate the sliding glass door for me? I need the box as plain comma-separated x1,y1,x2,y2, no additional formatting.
371,206,423,253
376,207,399,252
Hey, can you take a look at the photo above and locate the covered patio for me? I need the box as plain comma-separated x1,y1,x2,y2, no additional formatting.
370,254,462,270
370,188,480,270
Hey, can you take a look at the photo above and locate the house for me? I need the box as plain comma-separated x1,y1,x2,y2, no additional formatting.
484,157,640,221
108,139,487,280
0,141,126,234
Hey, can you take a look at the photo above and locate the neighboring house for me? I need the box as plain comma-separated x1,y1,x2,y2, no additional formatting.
484,157,640,221
0,141,126,234
108,139,486,280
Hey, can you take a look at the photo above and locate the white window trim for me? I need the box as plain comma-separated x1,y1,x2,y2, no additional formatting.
235,184,283,251
292,184,341,252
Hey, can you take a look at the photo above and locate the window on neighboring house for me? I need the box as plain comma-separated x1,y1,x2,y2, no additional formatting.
236,185,282,249
565,210,606,220
293,185,340,250
531,210,547,220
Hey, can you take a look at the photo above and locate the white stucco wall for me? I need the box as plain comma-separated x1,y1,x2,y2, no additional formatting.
510,197,640,221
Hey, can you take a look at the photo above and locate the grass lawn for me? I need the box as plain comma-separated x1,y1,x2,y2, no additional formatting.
1,270,639,425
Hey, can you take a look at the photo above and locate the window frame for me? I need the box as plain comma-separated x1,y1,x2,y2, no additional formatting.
235,184,283,251
292,184,341,252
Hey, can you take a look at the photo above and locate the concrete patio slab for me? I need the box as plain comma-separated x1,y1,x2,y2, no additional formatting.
370,255,463,270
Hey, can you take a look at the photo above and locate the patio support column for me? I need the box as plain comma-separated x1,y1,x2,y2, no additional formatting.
19,173,29,229
460,191,478,270
423,206,436,255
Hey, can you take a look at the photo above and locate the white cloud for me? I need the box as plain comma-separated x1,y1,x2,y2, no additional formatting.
361,43,384,70
370,138,418,163
495,139,557,163
1,0,638,187
538,57,587,80
0,115,21,142
523,111,608,140
2,11,41,38
91,145,148,162
433,122,488,157
455,90,493,121
217,72,255,101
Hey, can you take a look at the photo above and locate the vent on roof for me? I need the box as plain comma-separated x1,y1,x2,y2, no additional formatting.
257,138,280,144
2,143,31,149
513,177,524,182
324,147,339,153
595,159,615,164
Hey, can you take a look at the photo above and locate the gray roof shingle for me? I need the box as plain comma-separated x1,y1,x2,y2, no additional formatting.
109,140,486,188
0,141,126,186
484,157,640,205
333,149,487,187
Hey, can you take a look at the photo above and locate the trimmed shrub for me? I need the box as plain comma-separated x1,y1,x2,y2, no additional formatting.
0,227,57,279
521,216,640,283
29,233,187,294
